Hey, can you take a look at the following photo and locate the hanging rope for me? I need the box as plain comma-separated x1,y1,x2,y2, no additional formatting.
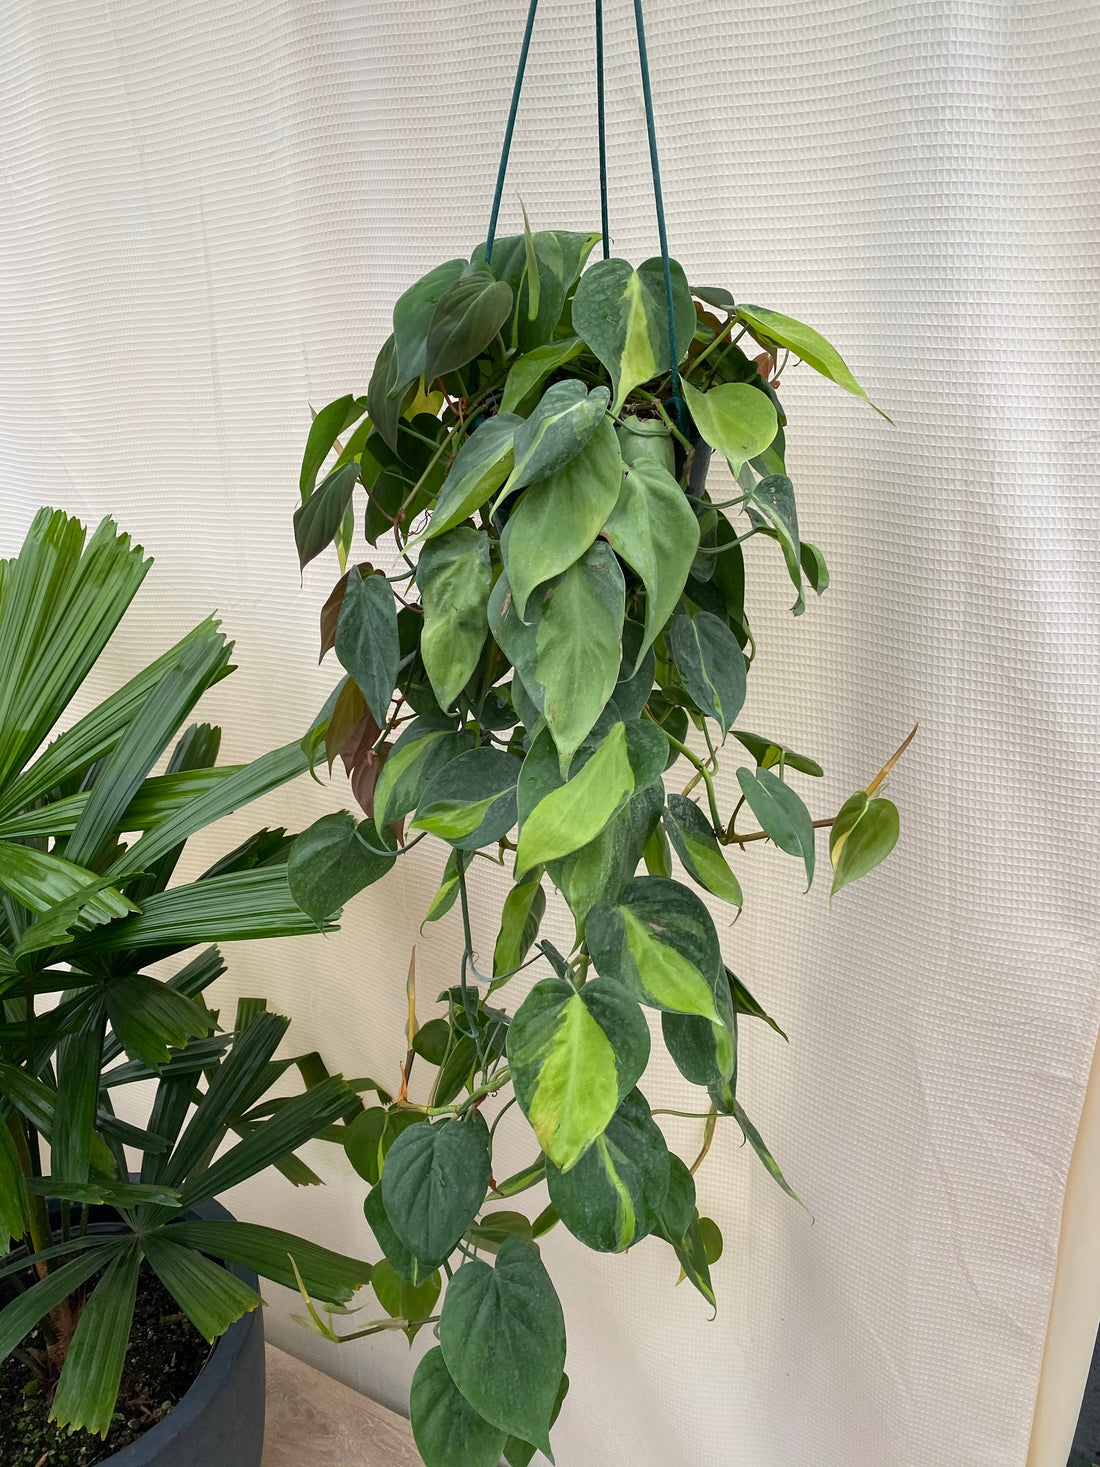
595,0,610,258
631,0,684,427
486,0,683,427
485,0,541,266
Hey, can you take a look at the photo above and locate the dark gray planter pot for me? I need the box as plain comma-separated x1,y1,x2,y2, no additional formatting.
9,1196,266,1467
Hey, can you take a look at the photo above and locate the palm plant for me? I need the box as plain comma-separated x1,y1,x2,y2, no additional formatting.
0,508,371,1439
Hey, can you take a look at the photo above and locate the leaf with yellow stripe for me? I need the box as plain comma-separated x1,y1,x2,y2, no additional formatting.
586,877,722,1021
507,977,650,1171
664,793,743,907
829,790,900,898
514,720,634,875
545,1088,669,1253
573,258,695,414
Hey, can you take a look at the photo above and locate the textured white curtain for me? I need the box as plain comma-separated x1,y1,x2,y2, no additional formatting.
2,3,1099,1465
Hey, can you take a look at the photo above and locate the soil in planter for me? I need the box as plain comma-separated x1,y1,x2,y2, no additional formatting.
0,1264,212,1466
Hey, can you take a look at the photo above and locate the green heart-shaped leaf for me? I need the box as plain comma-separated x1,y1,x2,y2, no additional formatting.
501,381,610,504
381,1116,491,1266
554,785,664,933
288,811,397,924
493,873,547,980
334,568,399,726
662,969,737,1087
736,303,884,415
732,731,823,778
829,790,900,897
439,1236,566,1457
293,462,359,571
602,446,700,668
419,412,521,544
545,1088,669,1253
344,1106,422,1187
515,720,634,874
503,416,622,623
586,876,722,1019
663,793,742,906
501,338,585,415
488,543,625,773
371,1258,440,1342
392,259,468,386
411,746,520,849
410,1348,507,1467
366,333,413,452
416,527,492,711
667,611,746,736
744,472,804,614
372,717,475,831
682,380,778,472
736,766,816,888
425,268,514,381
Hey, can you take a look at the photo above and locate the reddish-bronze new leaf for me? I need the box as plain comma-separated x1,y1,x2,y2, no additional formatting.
319,562,374,662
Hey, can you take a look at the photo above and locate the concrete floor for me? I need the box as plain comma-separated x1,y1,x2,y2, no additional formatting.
262,1345,421,1467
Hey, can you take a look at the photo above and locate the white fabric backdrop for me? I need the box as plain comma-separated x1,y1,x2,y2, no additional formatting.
2,2,1099,1464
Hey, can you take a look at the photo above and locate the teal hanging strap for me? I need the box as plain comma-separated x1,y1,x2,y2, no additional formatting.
631,0,684,427
595,0,610,257
487,0,682,427
485,0,541,265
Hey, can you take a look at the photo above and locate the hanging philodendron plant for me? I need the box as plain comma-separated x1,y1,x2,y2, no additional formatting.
288,219,912,1466
287,4,909,1463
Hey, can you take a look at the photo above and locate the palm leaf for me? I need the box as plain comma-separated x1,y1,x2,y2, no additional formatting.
99,947,227,1068
63,627,231,871
73,868,334,956
161,1011,290,1187
108,742,310,882
0,1121,30,1247
178,1074,356,1207
123,723,224,899
161,1219,371,1303
104,974,215,1070
52,1002,108,1183
0,1237,129,1362
0,617,227,818
50,1244,141,1436
139,1070,204,1185
102,1034,230,1089
0,512,149,792
143,1234,260,1341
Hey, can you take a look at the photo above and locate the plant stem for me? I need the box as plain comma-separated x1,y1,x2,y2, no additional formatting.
454,1067,516,1109
631,390,693,451
647,713,722,831
688,313,736,375
332,1315,440,1343
690,1107,719,1175
721,816,836,847
7,1114,51,1261
456,858,488,1069
569,950,590,989
488,1095,518,1143
651,1108,721,1119
702,326,749,388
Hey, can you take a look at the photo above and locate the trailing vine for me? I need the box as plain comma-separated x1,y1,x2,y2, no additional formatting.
289,220,909,1467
